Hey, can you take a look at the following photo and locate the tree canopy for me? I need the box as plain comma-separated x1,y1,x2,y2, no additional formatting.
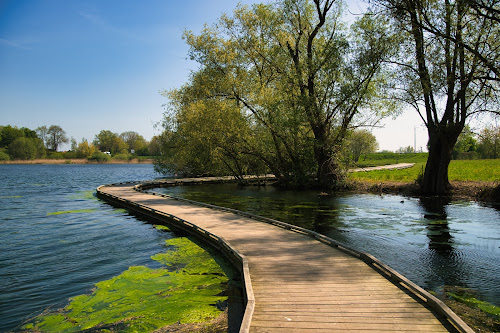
157,0,398,187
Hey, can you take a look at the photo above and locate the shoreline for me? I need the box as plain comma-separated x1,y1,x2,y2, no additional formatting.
0,158,153,165
347,179,500,203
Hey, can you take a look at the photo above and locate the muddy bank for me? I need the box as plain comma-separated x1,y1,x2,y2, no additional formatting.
348,179,500,203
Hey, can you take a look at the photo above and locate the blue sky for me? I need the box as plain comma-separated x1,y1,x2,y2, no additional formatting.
0,0,428,151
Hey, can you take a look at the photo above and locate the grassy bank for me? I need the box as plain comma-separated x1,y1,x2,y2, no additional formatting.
348,158,499,201
350,159,500,183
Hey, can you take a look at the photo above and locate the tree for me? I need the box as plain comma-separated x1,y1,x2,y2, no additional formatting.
93,130,128,154
0,125,25,148
396,145,415,154
374,0,500,194
164,0,397,187
157,94,265,179
477,125,500,158
36,126,48,147
452,125,477,159
70,137,78,151
76,139,97,158
348,129,379,162
119,131,147,154
148,135,162,156
8,137,45,160
46,125,68,151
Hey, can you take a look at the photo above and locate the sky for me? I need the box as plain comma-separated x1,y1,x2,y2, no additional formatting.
0,0,429,152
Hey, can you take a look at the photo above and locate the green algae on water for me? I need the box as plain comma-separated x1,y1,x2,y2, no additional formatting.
154,225,171,231
0,195,22,199
23,237,229,332
67,191,97,201
47,209,97,216
111,208,129,214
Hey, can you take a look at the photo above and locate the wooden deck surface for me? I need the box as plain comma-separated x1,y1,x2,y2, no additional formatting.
98,182,464,333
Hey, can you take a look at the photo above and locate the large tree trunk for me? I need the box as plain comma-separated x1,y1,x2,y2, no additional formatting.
314,139,344,189
422,128,459,195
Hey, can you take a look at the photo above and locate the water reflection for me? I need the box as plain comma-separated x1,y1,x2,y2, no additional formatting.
417,196,472,294
419,197,454,253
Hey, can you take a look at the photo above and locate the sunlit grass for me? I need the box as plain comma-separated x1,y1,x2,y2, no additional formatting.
349,159,499,183
448,160,500,182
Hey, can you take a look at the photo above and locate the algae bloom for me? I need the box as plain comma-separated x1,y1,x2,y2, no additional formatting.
23,237,230,332
47,209,98,216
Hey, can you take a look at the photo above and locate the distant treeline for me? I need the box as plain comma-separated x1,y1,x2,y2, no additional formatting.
0,125,162,162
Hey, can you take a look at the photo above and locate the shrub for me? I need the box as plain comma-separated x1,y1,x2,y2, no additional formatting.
0,150,10,161
48,152,64,159
8,137,38,160
88,152,111,163
113,153,131,161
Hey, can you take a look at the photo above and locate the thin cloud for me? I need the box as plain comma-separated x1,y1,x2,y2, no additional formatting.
0,38,30,50
78,10,145,42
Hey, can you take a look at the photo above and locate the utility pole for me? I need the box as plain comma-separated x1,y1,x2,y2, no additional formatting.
414,126,416,153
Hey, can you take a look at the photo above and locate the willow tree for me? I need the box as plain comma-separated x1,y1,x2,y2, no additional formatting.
374,0,500,194
163,0,396,187
157,75,266,179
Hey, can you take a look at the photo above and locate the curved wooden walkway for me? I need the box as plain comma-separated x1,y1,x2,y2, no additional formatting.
97,180,472,333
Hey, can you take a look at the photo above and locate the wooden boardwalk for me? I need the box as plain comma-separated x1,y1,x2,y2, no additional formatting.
97,180,472,333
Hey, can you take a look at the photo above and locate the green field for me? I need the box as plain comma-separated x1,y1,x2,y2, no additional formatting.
349,156,500,183
353,152,429,167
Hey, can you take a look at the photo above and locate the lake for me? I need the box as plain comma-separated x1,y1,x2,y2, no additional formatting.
0,164,230,332
1,164,499,331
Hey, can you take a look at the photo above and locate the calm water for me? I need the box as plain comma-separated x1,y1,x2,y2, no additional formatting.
0,164,170,332
156,183,500,307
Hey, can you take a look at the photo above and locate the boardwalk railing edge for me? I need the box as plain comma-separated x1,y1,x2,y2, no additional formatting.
97,179,474,333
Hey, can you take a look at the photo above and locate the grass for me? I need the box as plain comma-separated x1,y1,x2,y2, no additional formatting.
353,152,428,167
349,158,500,183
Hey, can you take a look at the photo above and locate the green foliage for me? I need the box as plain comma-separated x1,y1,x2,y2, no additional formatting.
75,139,96,158
48,151,65,159
155,96,266,178
24,237,229,332
477,125,500,159
88,151,111,163
452,126,478,160
119,131,148,154
113,152,131,161
94,130,128,154
0,125,25,148
0,149,10,161
7,137,45,160
158,1,399,188
348,130,379,163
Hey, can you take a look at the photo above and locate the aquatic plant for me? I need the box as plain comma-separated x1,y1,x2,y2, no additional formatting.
447,288,500,319
67,191,97,201
23,237,229,332
47,209,97,215
154,225,171,231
